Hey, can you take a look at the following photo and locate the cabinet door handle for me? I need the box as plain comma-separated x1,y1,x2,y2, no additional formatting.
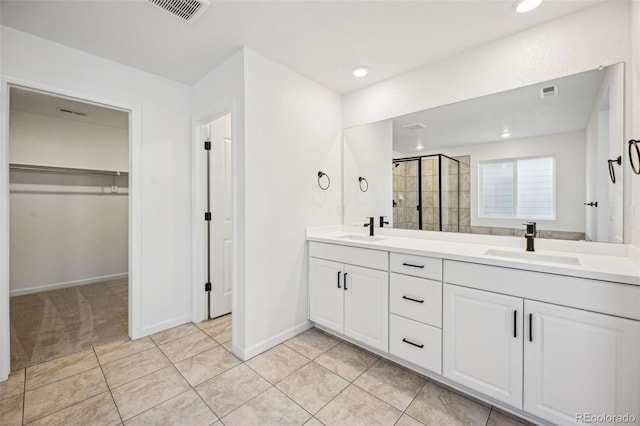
402,295,424,304
402,262,424,269
343,273,348,290
513,310,517,338
402,338,424,349
337,271,342,289
529,313,533,342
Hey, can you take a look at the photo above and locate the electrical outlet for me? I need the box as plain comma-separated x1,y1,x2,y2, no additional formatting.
111,186,118,193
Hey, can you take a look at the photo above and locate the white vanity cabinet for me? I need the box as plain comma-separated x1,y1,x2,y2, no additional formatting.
443,260,640,426
308,242,389,351
443,284,523,407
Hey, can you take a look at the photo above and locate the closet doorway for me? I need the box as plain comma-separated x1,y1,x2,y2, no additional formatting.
8,87,130,370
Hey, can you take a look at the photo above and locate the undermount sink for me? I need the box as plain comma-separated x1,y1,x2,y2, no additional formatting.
335,234,386,242
484,249,581,266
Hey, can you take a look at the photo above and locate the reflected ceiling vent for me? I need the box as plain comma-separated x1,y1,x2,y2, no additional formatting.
403,123,427,130
539,85,558,99
59,108,87,117
148,0,210,22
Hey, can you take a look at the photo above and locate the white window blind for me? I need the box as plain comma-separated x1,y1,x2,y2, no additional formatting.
479,156,555,219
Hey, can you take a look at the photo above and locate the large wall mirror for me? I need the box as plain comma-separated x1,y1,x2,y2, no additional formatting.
343,63,624,243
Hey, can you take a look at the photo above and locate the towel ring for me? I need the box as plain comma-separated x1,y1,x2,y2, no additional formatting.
629,140,640,175
608,156,622,184
358,176,368,192
317,171,330,190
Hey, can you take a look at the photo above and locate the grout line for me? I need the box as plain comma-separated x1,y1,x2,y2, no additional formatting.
21,368,26,426
94,346,123,424
486,406,494,426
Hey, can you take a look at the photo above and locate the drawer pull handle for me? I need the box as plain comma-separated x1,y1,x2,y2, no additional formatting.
337,271,342,289
402,338,424,349
402,295,424,304
513,310,517,338
529,313,533,342
402,262,424,269
344,273,348,291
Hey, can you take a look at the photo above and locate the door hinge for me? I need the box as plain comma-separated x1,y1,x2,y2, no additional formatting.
204,141,211,151
205,282,212,292
204,212,212,221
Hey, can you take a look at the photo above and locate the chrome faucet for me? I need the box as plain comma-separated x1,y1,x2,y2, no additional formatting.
524,222,537,252
379,216,389,228
364,217,375,236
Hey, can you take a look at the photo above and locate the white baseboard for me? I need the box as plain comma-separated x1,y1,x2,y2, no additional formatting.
239,320,313,361
10,273,128,297
138,314,193,338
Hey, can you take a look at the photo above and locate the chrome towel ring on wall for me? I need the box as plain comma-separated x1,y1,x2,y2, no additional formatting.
608,155,622,183
358,176,368,192
317,171,330,190
629,140,640,175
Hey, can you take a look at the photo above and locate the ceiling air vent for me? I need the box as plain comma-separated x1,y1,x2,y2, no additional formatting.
59,108,87,117
403,123,427,131
148,0,210,22
539,85,558,99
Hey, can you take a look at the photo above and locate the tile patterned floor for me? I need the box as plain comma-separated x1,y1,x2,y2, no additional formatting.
0,315,536,425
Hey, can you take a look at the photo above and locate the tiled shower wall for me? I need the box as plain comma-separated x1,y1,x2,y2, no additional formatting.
393,160,419,229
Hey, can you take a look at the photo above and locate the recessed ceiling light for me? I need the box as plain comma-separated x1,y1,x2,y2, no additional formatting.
353,66,369,78
416,144,424,150
501,131,511,138
514,0,542,13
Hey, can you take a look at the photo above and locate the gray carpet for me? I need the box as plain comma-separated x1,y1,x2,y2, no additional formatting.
10,277,128,370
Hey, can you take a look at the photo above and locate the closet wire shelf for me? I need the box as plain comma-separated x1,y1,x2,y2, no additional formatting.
9,163,129,177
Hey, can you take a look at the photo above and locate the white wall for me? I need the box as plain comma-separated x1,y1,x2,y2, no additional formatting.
190,50,247,354
342,1,632,242
343,120,393,226
243,49,342,358
0,25,193,375
398,131,586,233
9,110,128,294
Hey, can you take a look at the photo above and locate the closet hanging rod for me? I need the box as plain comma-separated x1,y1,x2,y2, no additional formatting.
9,163,129,177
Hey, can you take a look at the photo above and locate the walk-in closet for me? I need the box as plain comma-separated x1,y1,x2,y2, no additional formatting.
8,88,129,369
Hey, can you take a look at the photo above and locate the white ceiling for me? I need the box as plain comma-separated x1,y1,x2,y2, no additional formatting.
10,87,129,129
392,67,605,154
0,0,603,94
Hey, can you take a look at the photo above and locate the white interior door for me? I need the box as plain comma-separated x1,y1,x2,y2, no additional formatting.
208,114,232,318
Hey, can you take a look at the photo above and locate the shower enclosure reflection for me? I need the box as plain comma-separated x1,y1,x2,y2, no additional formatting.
392,155,460,232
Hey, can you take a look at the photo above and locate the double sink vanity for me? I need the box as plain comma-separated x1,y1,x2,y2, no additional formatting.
306,227,640,425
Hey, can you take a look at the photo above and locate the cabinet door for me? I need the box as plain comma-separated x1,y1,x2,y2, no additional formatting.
343,264,388,351
524,300,640,426
443,284,523,407
309,257,344,333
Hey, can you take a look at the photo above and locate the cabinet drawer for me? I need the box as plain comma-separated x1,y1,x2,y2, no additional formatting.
390,252,442,280
390,273,442,327
309,241,388,271
389,314,442,374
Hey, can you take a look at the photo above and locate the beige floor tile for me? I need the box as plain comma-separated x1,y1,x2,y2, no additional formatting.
149,323,200,346
157,330,217,363
95,337,156,365
284,328,341,359
26,349,98,390
315,342,378,381
247,344,309,383
304,418,324,426
221,387,310,426
0,394,23,426
353,359,426,410
276,362,349,414
405,381,490,426
487,408,533,426
195,364,270,418
28,391,121,426
204,320,232,343
221,340,232,352
111,366,190,420
24,367,108,423
102,347,171,388
124,389,218,426
0,369,24,400
197,314,232,332
316,384,402,426
175,345,241,386
395,414,425,425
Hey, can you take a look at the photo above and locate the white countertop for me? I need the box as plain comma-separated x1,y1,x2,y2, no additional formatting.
306,226,640,286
